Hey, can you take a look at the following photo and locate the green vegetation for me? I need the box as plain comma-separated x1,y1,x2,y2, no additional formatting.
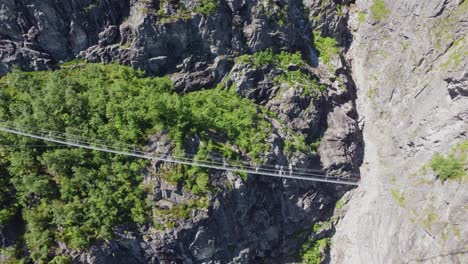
335,196,346,210
453,225,461,240
237,49,325,98
236,48,305,68
430,154,465,180
284,135,307,154
49,255,73,264
236,50,326,156
313,218,334,233
429,141,467,181
158,0,192,23
277,4,288,26
390,188,405,208
0,149,17,224
159,164,213,195
300,237,330,264
284,135,321,156
0,242,25,264
313,31,340,67
276,72,326,98
0,63,273,262
258,107,321,158
155,198,209,228
422,205,439,230
157,0,217,23
440,37,467,70
370,0,389,21
432,1,468,51
335,4,343,17
310,138,321,152
357,11,366,27
258,1,288,26
194,0,218,16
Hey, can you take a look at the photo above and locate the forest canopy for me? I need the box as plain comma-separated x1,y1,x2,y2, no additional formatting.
0,63,272,262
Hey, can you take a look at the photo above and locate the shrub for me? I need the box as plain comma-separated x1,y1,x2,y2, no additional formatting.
335,196,346,210
429,141,467,181
49,255,72,264
236,48,304,68
155,198,208,224
194,0,218,15
313,31,340,66
300,237,330,264
335,4,343,16
430,154,465,181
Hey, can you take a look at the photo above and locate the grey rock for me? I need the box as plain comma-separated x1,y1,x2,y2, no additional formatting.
98,26,119,46
446,73,468,100
304,0,351,47
332,0,468,263
148,56,168,73
319,103,362,174
225,0,246,12
0,0,363,263
0,0,316,77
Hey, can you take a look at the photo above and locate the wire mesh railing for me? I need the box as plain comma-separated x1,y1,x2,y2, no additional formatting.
0,120,359,185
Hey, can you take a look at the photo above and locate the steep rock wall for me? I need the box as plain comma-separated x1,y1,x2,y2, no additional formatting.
0,0,363,263
332,0,468,263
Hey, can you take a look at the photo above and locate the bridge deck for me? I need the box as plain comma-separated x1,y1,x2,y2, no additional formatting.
0,123,359,185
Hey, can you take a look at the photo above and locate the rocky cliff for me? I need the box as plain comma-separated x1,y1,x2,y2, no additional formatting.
332,0,468,263
0,0,466,263
0,0,362,263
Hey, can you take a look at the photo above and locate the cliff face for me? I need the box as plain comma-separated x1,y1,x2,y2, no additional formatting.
0,0,466,263
0,0,363,263
332,0,468,263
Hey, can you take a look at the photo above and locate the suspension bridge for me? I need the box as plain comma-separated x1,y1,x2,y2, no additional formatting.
0,121,359,185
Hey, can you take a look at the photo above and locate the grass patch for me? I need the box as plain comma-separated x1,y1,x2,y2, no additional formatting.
284,134,321,156
432,1,467,51
440,37,467,70
422,205,439,230
259,107,321,158
429,141,467,181
258,1,288,26
335,196,346,210
390,188,405,208
0,241,26,264
157,0,218,23
357,11,366,26
49,255,73,264
276,72,326,98
313,216,334,233
300,237,330,264
194,0,218,16
158,0,192,23
371,0,389,21
236,49,325,98
236,48,305,68
366,87,375,99
313,31,340,67
335,4,343,16
155,197,209,225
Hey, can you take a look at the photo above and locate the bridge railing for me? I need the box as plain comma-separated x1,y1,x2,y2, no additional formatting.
0,120,360,185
